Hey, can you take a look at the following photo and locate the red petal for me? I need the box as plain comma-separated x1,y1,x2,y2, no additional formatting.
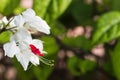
29,44,44,56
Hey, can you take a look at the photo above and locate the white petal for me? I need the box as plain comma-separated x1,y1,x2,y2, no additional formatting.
33,16,50,34
30,55,39,65
24,23,38,33
10,28,32,42
22,9,35,20
35,16,50,29
26,18,50,34
15,53,29,71
3,41,20,57
21,9,50,34
14,15,25,27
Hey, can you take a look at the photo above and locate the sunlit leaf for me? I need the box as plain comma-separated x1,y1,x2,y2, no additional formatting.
33,0,72,20
14,6,25,15
33,0,50,18
0,31,11,44
92,11,120,44
0,0,20,15
44,0,72,22
0,0,8,13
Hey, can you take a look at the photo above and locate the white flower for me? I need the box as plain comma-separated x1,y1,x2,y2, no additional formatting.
0,17,16,29
14,9,50,34
0,17,8,25
3,28,45,70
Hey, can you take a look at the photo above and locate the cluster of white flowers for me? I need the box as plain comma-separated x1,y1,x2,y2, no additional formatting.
0,9,51,71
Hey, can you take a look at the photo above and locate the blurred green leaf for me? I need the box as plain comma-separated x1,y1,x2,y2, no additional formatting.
41,36,59,57
0,31,11,44
112,0,120,11
69,0,93,25
0,0,20,16
105,0,120,11
50,21,66,35
13,6,25,15
32,65,53,80
111,40,120,80
33,0,72,21
67,56,96,76
92,11,120,44
44,0,72,22
33,0,50,18
62,36,91,50
103,0,112,10
0,0,8,13
103,60,114,76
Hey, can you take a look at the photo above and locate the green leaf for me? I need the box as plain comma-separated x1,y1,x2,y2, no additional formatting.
103,60,114,76
13,6,25,15
32,65,53,80
112,0,120,11
69,0,93,25
0,31,11,44
105,0,120,11
62,36,91,50
0,0,8,13
67,56,96,76
33,0,50,18
44,0,72,22
41,36,59,57
50,21,66,35
1,0,20,15
33,0,72,20
92,11,120,44
111,41,120,80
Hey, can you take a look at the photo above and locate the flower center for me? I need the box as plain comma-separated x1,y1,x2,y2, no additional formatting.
29,44,44,56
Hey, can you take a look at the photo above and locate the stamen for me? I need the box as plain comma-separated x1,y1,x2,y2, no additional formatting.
27,64,33,70
39,57,54,66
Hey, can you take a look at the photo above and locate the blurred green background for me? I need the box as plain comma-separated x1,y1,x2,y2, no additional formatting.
1,0,120,80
